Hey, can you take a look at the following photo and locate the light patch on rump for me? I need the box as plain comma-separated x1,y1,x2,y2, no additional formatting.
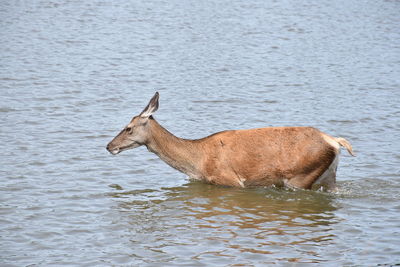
322,133,340,152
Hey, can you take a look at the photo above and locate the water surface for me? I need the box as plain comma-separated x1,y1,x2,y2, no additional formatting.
1,0,399,266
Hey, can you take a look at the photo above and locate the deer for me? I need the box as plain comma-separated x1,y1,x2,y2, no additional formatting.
106,92,355,192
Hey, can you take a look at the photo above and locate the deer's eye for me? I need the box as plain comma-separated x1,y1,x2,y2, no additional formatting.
126,127,132,132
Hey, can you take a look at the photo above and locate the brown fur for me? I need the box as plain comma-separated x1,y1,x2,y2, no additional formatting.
107,92,354,191
141,120,350,190
196,127,338,189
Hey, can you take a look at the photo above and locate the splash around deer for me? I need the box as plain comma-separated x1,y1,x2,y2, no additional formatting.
106,92,354,192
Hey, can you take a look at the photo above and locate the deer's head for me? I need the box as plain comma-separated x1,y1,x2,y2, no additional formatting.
106,92,159,155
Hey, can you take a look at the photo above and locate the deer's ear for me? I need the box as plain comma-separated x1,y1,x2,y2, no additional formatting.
140,92,159,118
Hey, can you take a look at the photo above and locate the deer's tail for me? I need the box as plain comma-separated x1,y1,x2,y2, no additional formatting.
336,137,355,156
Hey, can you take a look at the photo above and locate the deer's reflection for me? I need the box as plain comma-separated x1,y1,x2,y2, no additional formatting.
113,181,339,229
110,181,340,261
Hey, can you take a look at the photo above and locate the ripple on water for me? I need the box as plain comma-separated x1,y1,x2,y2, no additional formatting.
103,183,343,262
1,0,400,265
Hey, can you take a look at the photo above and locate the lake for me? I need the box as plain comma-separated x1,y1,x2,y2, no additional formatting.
1,0,399,266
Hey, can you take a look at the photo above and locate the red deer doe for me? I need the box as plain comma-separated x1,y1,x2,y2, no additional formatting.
106,92,354,191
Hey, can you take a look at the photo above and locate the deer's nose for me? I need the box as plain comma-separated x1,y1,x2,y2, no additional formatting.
106,143,120,155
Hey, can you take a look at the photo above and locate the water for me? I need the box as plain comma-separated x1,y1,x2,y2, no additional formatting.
1,0,399,266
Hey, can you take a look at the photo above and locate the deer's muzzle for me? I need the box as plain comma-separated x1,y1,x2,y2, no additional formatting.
106,143,120,155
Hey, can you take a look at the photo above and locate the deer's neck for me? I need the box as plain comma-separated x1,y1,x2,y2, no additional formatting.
145,118,203,178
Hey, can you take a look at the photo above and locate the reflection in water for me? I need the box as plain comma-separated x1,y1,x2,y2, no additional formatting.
109,182,340,264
